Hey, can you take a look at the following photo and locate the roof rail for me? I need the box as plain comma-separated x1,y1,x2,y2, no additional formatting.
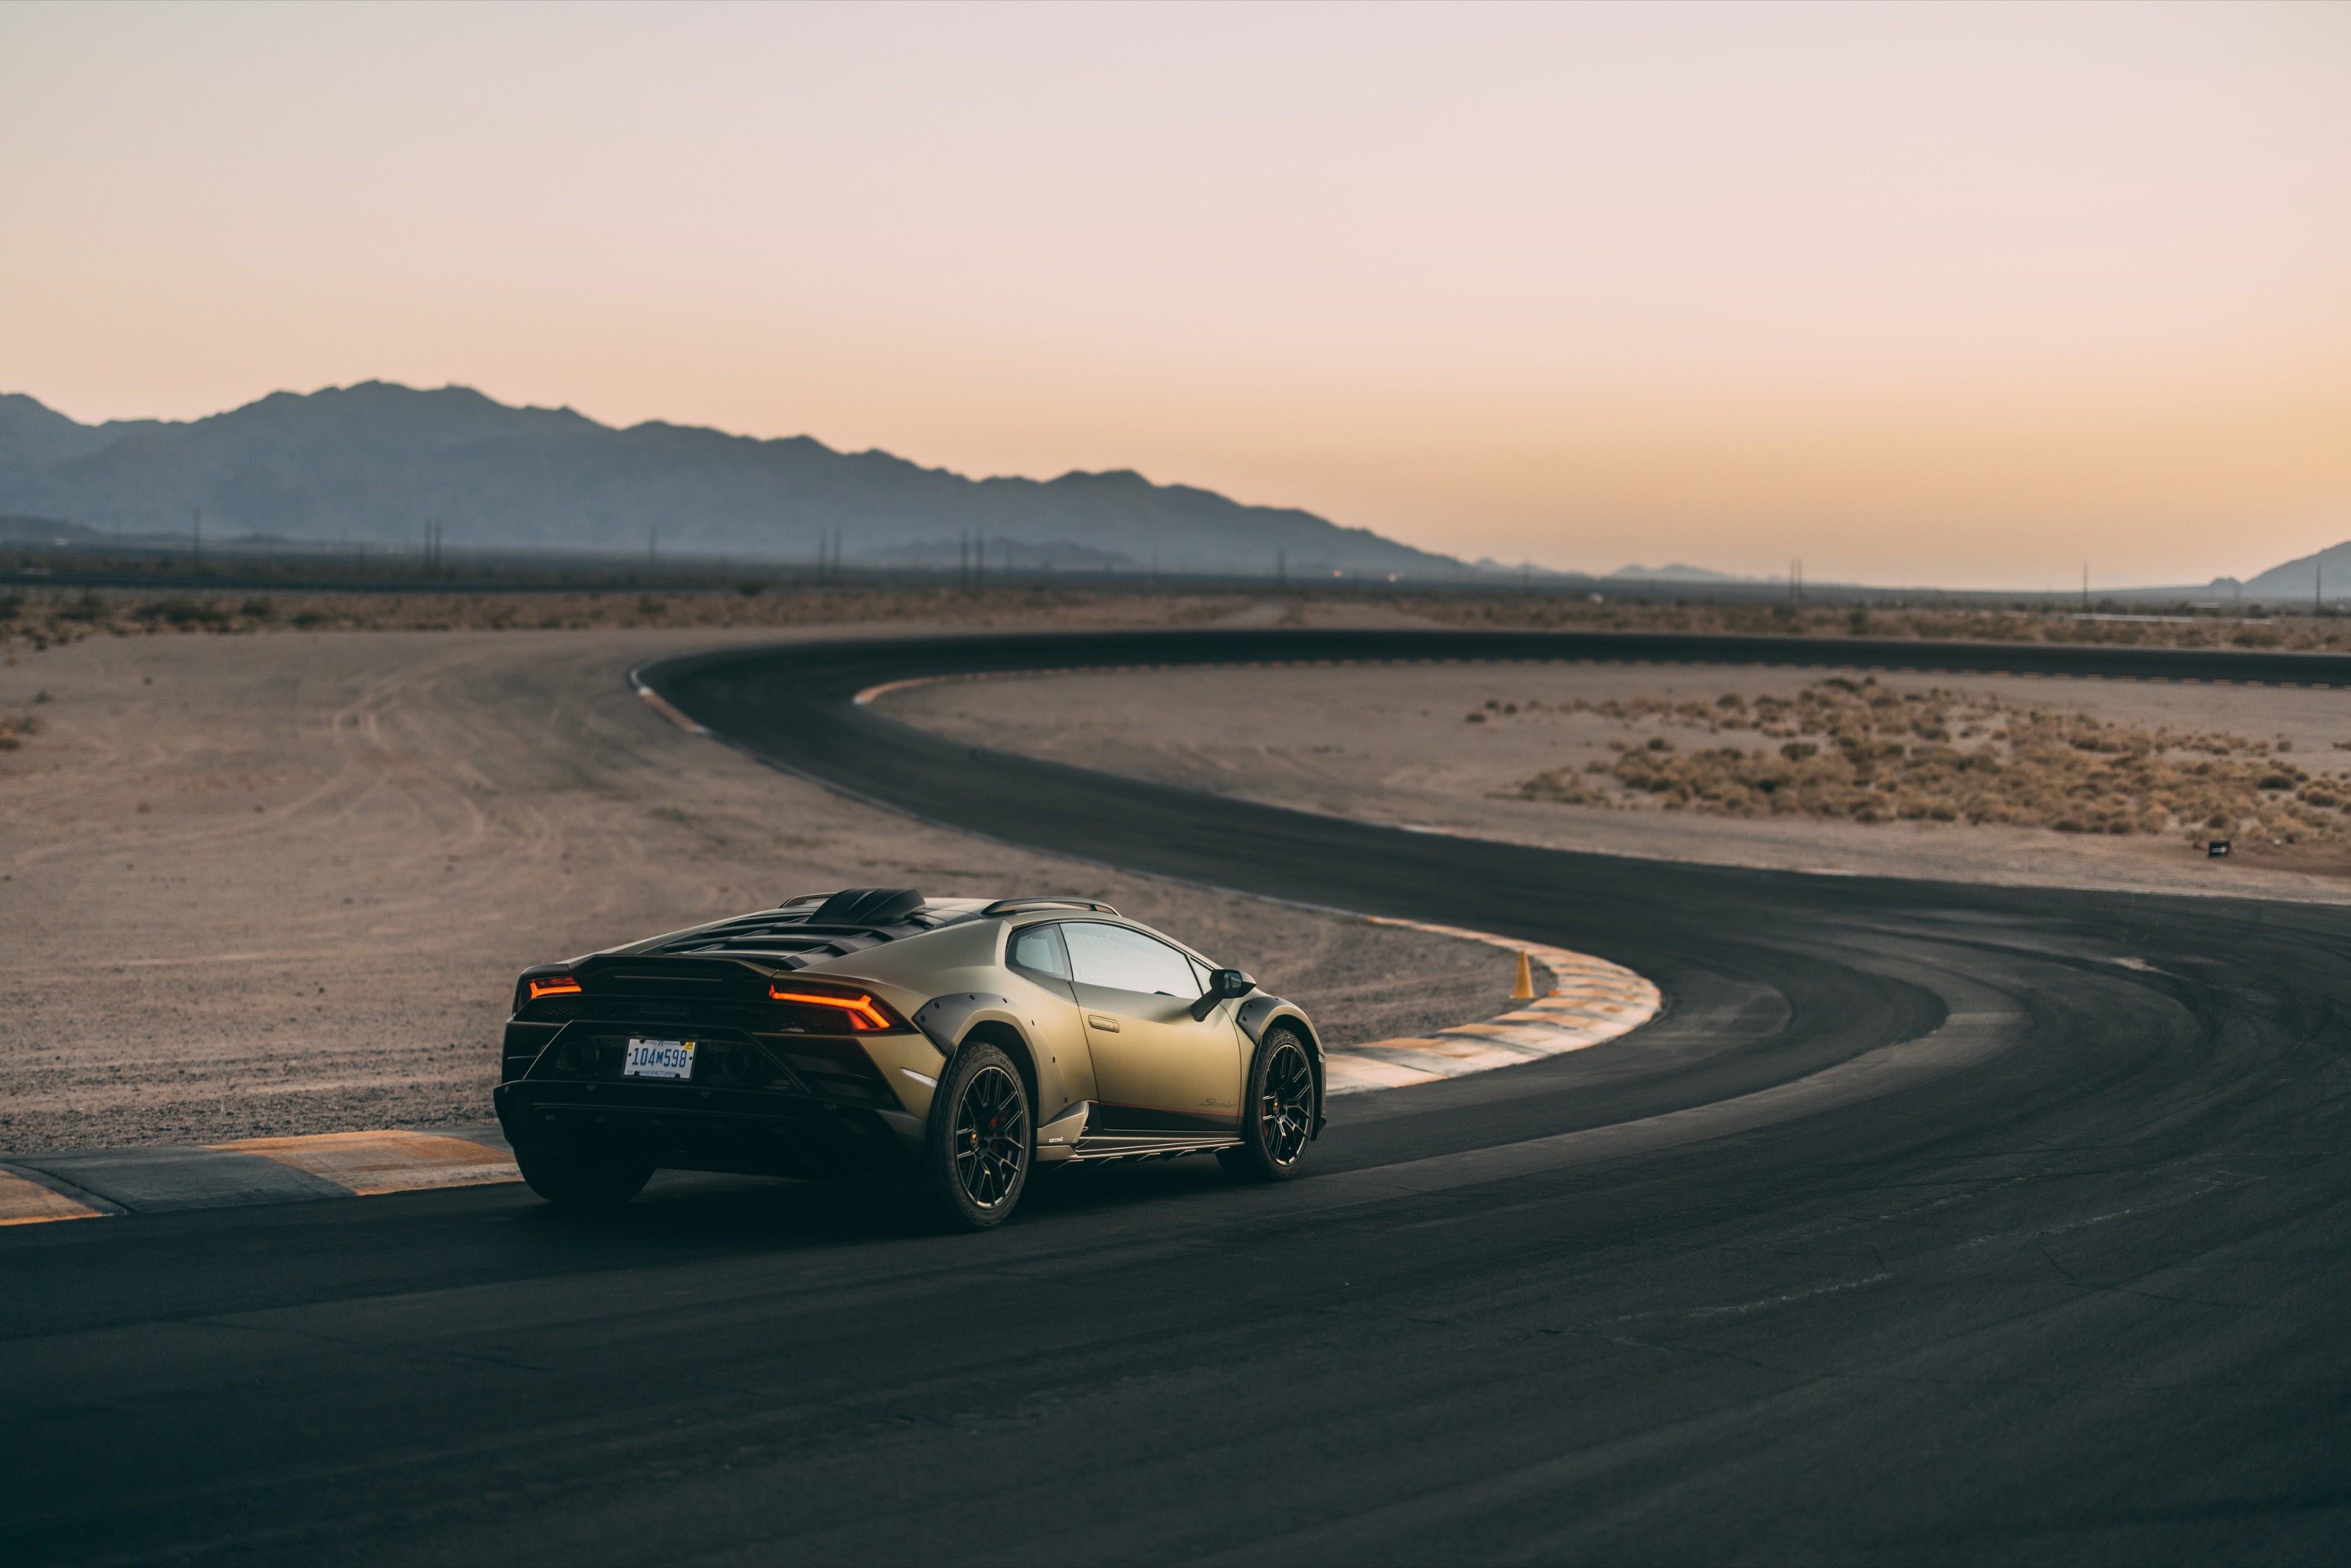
980,897,1121,918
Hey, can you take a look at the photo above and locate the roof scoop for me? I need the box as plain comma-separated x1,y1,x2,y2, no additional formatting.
810,887,925,925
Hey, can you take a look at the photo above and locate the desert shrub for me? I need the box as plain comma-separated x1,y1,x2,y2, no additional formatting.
1511,675,2351,841
136,596,229,627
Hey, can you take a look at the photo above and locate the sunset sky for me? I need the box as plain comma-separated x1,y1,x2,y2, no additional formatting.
2,2,2346,588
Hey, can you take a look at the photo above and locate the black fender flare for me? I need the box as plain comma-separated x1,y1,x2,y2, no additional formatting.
908,991,1060,1132
1235,994,1326,1136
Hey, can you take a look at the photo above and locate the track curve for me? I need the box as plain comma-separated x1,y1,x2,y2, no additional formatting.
644,629,2351,1554
4,628,2347,1566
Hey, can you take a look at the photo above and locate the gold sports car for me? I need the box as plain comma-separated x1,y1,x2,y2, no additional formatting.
492,889,1325,1228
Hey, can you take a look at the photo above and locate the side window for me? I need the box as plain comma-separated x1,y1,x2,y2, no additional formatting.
1062,922,1202,998
1008,922,1072,982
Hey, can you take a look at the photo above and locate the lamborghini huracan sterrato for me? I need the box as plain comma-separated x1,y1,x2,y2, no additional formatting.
492,889,1325,1228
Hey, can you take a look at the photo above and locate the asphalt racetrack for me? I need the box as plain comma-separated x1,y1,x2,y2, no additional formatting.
9,628,2351,1566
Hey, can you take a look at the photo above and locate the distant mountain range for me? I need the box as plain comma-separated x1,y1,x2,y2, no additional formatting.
6,382,2340,595
2214,542,2351,603
0,382,1466,577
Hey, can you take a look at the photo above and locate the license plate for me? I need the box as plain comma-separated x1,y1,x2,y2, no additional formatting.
622,1038,696,1079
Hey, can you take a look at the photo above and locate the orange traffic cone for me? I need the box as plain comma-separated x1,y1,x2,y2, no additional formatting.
1511,950,1535,1001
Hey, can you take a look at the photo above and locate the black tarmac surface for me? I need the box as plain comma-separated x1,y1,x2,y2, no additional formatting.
7,628,2349,1566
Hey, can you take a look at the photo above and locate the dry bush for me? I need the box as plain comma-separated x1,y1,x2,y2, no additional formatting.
0,584,1251,645
1513,678,2344,842
1408,594,2351,654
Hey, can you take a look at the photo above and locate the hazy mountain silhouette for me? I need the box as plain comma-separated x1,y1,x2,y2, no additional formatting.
0,382,1463,575
2218,541,2351,603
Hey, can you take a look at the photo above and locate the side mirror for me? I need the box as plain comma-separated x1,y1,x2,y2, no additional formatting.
1190,969,1255,1021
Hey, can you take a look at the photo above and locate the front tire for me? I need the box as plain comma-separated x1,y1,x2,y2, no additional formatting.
907,1041,1032,1230
1219,1026,1317,1182
515,1146,654,1208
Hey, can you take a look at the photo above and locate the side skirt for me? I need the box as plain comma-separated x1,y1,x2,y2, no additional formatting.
1063,1132,1242,1165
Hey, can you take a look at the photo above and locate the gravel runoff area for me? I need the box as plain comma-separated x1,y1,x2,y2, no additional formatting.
881,658,2351,901
0,624,1537,1154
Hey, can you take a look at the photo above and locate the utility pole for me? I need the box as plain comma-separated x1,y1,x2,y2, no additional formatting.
192,506,201,569
2317,551,2324,614
2081,564,2089,613
648,523,657,573
1277,549,1287,587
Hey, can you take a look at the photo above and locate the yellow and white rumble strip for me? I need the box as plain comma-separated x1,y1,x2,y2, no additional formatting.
0,1128,521,1227
212,1129,520,1196
0,1171,109,1226
1322,918,1663,1095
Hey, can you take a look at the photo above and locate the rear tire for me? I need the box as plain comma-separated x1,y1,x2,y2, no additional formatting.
1219,1026,1317,1182
515,1146,654,1208
906,1041,1032,1230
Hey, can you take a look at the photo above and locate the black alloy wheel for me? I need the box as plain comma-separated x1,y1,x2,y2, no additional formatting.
954,1063,1030,1209
908,1040,1033,1229
1219,1025,1317,1182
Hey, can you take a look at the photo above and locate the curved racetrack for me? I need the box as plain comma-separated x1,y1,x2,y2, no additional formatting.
9,628,2351,1566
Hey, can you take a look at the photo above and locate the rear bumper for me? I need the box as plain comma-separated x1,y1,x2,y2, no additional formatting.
494,1080,922,1179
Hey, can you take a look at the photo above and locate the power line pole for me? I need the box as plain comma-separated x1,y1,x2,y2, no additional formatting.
647,523,657,573
192,506,201,569
2081,563,2088,613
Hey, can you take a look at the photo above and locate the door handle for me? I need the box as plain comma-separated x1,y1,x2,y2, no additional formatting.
1085,1013,1120,1032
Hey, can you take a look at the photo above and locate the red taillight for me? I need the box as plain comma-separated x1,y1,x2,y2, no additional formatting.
527,976,583,1001
769,987,893,1030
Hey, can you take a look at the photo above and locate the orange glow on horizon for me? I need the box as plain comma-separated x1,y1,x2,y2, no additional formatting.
2,2,2345,588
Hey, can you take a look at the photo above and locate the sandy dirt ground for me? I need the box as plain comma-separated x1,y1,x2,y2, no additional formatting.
882,660,2351,903
0,623,1530,1154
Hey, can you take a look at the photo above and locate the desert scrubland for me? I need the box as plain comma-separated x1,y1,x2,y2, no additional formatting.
884,660,2351,900
9,584,2350,1156
13,579,2351,650
0,618,1523,1155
